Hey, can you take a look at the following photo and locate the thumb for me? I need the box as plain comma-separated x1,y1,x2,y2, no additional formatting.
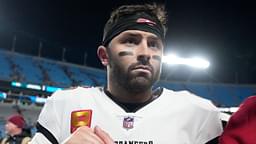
94,126,115,144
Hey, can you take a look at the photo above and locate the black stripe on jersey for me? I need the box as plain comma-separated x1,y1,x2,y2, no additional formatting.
205,136,219,144
36,122,59,144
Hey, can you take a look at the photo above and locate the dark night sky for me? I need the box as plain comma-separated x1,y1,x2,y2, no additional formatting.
0,0,255,84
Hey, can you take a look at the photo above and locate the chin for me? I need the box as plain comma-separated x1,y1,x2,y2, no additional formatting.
127,77,153,92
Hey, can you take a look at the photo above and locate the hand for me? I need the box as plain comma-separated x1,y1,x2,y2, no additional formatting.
94,126,115,144
64,126,114,144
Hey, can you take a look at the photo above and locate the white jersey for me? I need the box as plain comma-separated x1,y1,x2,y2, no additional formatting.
31,87,223,144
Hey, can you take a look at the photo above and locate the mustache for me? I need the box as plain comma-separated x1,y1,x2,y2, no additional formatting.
128,62,154,73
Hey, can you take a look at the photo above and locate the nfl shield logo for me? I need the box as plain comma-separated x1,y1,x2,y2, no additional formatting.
123,116,134,130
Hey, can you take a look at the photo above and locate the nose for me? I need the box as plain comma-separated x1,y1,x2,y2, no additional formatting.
137,55,150,65
137,40,151,65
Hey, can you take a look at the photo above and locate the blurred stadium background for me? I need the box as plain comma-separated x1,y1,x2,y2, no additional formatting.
0,32,255,138
0,0,255,139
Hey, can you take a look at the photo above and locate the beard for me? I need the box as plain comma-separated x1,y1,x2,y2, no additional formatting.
109,58,161,94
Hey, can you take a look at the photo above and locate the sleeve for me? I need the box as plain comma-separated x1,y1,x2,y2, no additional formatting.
196,105,223,144
32,92,62,144
219,96,256,144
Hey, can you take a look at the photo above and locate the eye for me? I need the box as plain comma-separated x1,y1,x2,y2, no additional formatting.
122,37,139,46
148,41,161,50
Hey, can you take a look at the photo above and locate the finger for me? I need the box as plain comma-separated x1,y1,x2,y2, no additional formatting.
74,126,105,144
87,131,105,144
94,126,115,144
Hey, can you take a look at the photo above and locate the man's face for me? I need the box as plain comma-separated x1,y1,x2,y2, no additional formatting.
106,30,164,93
5,121,18,135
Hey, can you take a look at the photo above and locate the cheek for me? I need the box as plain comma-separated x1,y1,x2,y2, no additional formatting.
113,52,136,65
153,61,161,69
151,57,162,71
110,54,132,70
122,56,135,64
5,125,11,131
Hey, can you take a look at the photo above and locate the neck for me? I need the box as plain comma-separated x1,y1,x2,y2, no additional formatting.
107,82,152,103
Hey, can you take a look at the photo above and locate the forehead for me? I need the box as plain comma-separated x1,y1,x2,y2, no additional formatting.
6,121,16,126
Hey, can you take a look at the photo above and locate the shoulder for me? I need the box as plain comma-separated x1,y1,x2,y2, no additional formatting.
228,95,256,122
42,86,103,113
48,86,103,101
219,96,256,143
240,95,256,109
163,88,218,112
163,88,223,143
21,137,31,144
39,86,103,119
1,137,8,144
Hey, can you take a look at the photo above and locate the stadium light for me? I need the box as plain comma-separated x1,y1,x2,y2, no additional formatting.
11,81,22,87
45,86,63,93
11,81,63,93
162,54,210,69
0,92,7,99
27,84,41,90
29,96,47,104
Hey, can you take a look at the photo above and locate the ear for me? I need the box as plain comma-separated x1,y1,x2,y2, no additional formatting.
97,45,109,66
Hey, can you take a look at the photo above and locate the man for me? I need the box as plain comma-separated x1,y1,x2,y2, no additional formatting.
219,96,256,144
1,114,31,144
31,3,223,144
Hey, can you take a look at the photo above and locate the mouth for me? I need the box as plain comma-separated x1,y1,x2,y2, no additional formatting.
132,65,153,73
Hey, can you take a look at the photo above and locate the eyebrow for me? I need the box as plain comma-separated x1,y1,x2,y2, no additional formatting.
147,36,161,41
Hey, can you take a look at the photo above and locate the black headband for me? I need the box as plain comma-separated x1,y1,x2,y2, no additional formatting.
102,13,165,46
